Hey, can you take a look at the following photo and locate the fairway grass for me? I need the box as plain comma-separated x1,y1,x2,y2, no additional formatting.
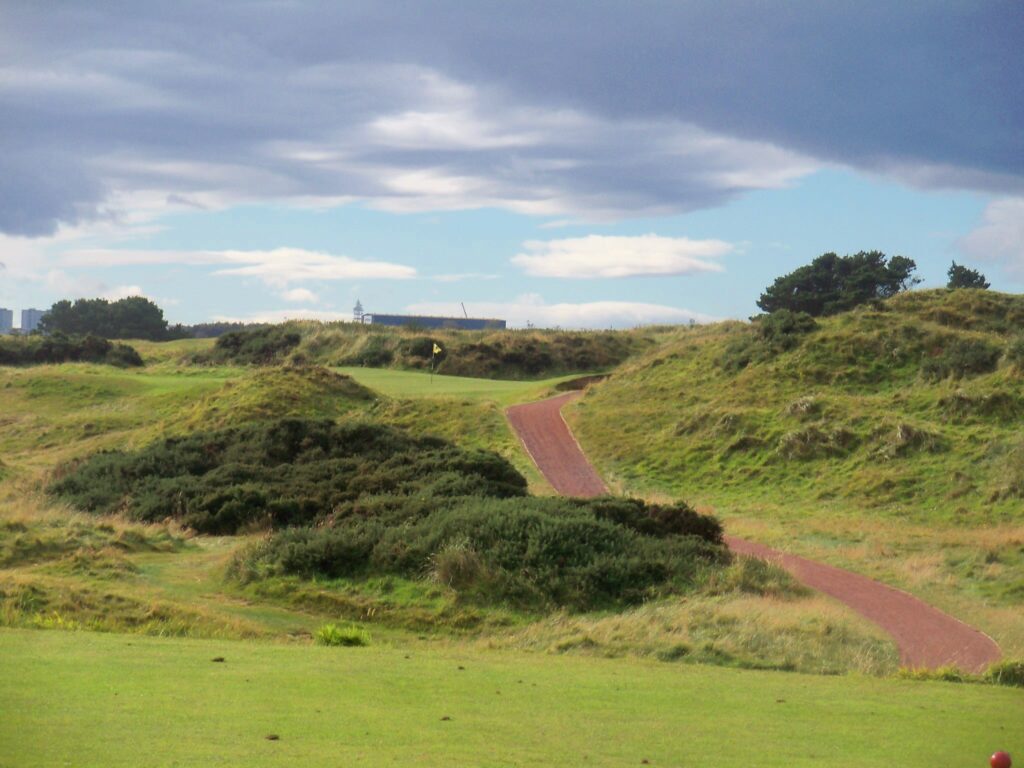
335,365,584,405
1,628,1020,767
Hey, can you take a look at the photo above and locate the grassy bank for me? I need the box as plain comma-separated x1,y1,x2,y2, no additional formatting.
569,289,1024,654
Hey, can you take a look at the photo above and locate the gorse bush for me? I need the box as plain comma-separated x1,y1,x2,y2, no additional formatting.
232,496,724,611
203,326,302,365
338,334,394,367
50,418,528,534
0,333,143,367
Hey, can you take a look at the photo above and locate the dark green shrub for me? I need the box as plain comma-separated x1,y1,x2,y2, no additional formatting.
234,495,724,611
0,333,144,368
757,310,818,352
206,326,302,365
340,335,394,367
50,419,528,534
401,336,441,360
921,338,1001,380
104,343,145,367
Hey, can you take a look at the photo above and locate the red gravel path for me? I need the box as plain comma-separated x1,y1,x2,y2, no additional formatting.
506,392,1001,673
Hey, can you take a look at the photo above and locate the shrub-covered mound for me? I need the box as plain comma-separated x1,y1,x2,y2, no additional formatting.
201,326,302,365
193,322,654,379
50,418,528,534
0,333,143,367
233,496,724,611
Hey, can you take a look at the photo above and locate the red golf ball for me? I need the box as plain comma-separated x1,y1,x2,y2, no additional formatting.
991,751,1012,768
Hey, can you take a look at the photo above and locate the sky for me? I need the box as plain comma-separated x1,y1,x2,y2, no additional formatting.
0,1,1021,329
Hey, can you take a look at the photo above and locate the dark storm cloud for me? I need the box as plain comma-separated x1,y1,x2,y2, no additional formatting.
1,1,1020,236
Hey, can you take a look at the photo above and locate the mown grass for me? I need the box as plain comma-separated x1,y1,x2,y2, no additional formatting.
569,289,1024,655
336,365,584,405
1,627,1020,768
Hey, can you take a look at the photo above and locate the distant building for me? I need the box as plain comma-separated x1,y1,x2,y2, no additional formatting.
366,313,506,331
21,308,46,333
0,308,12,334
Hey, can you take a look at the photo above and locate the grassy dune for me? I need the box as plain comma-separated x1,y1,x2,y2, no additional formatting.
0,353,901,674
2,628,1020,768
569,289,1024,655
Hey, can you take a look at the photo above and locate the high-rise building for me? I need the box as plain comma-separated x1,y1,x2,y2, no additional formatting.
21,308,46,333
0,308,12,334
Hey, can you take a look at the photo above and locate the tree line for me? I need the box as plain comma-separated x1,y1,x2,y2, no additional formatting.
757,252,990,317
36,297,264,341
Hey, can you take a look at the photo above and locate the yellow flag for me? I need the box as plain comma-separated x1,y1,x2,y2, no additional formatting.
433,343,443,355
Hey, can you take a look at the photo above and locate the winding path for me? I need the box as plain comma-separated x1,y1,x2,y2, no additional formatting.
506,392,1000,673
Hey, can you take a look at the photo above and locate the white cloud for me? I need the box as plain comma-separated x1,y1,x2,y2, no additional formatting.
405,294,717,330
281,287,319,303
61,247,417,286
960,198,1024,276
214,249,415,285
511,234,730,278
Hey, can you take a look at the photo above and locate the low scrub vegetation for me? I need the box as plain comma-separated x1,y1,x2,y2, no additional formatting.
52,413,725,613
232,496,724,611
0,333,143,367
194,321,656,379
201,326,302,365
51,418,528,534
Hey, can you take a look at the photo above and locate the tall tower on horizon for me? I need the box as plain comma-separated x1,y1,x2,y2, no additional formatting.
353,300,365,323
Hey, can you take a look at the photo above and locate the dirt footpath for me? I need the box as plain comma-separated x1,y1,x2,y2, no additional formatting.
506,391,1000,673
